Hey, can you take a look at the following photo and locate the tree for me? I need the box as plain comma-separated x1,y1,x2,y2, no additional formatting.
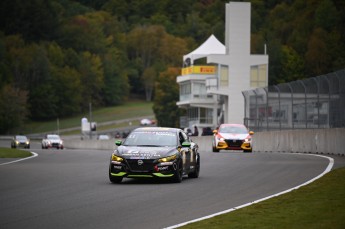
314,0,339,32
102,47,129,105
153,67,183,128
52,66,82,116
305,28,332,76
79,51,104,109
0,0,59,41
0,85,28,133
280,45,305,82
127,25,189,100
142,67,157,102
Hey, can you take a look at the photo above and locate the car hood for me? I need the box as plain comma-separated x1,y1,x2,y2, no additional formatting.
48,139,61,143
117,146,177,159
219,133,249,140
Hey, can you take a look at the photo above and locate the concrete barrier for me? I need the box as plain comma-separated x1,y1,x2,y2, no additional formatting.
64,136,214,151
64,128,345,156
64,139,117,151
252,128,345,156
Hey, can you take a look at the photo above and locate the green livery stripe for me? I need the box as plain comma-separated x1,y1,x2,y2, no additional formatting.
111,172,126,177
152,173,174,177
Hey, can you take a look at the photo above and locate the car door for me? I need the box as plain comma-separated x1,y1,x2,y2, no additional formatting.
179,131,191,173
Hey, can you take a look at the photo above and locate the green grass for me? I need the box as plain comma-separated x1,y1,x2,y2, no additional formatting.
20,101,154,134
182,167,345,229
0,147,32,158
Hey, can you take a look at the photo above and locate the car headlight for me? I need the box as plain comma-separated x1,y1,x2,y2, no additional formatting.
158,154,177,163
26,141,29,144
15,141,19,145
111,154,124,162
244,138,252,142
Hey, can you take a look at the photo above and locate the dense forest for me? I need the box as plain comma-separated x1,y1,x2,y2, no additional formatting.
0,0,344,133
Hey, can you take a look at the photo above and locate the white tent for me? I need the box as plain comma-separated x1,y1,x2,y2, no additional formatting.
183,34,225,65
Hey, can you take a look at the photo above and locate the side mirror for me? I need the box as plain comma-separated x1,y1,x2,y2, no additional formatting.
181,141,191,148
249,131,254,135
115,140,122,146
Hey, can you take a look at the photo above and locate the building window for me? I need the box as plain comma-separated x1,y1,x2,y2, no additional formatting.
193,82,207,98
180,83,191,95
188,107,198,121
250,64,267,87
220,65,228,87
200,108,213,124
187,107,213,124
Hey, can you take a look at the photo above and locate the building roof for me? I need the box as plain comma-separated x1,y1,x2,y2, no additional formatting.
183,34,225,65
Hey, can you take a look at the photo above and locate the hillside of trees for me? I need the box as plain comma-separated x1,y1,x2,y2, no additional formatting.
0,0,344,133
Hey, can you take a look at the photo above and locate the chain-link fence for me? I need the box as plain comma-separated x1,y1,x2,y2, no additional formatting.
243,69,345,132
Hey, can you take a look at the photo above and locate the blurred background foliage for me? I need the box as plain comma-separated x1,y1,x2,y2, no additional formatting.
0,0,344,133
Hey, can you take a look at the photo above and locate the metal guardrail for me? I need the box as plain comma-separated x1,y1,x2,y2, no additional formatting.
243,69,345,132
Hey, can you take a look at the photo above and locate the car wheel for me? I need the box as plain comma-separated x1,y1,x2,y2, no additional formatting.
109,165,123,184
109,172,123,184
212,146,219,153
109,175,123,184
212,140,219,152
172,160,183,183
188,155,200,178
243,149,252,153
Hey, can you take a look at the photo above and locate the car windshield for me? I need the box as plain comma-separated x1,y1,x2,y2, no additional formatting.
123,131,177,147
16,136,27,140
219,126,248,134
47,135,60,140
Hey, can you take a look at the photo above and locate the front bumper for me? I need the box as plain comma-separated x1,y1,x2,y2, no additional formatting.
216,140,252,151
14,142,30,148
109,159,177,178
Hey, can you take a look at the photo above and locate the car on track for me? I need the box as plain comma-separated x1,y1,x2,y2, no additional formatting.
212,124,254,153
42,134,64,149
11,135,30,149
109,127,200,184
98,134,110,140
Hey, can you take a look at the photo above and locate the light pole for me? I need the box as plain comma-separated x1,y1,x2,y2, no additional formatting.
89,102,92,139
57,118,60,135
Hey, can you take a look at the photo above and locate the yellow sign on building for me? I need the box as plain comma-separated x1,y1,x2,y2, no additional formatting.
181,66,216,75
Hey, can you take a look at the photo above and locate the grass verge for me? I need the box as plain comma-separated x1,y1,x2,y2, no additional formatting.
0,147,32,158
182,167,345,229
20,101,153,134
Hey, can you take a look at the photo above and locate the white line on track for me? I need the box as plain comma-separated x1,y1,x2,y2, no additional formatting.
164,153,334,229
0,152,38,166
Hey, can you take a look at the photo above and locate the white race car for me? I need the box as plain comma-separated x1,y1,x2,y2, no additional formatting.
42,134,64,149
212,124,254,153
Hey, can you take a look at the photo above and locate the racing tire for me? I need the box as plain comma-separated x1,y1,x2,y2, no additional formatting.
109,171,123,184
109,175,123,184
188,156,200,178
243,149,252,153
212,146,219,153
172,160,183,183
212,140,219,152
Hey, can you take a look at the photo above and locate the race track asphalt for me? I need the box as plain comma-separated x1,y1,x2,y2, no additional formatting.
0,140,337,229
